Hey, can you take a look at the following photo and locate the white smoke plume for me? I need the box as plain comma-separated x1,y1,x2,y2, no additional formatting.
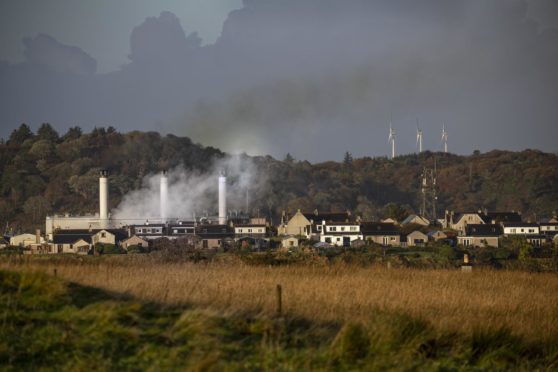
112,155,266,223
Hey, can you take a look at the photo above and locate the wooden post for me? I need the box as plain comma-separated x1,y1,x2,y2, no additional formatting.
53,268,57,277
276,284,282,316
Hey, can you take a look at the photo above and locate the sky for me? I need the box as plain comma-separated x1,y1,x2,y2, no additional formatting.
0,0,557,162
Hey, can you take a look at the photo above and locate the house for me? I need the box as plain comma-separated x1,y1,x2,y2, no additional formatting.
451,212,487,233
502,223,540,235
278,209,351,237
130,224,166,239
122,235,149,250
50,233,92,254
281,236,299,249
484,212,522,224
401,215,430,226
428,230,448,241
10,233,44,248
540,223,558,236
457,224,503,248
0,236,8,249
381,218,399,225
92,229,128,246
502,222,544,247
169,221,196,236
319,221,362,247
360,222,401,246
195,224,234,249
234,224,268,240
407,230,428,247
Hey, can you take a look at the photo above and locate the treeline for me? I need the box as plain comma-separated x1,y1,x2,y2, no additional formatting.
1,124,557,232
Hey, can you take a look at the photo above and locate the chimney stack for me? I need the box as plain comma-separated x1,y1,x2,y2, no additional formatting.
218,173,227,225
160,170,169,223
99,170,109,229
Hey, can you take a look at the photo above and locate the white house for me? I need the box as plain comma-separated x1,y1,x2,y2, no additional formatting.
407,230,428,247
319,221,362,247
10,233,44,248
502,223,540,235
234,224,268,240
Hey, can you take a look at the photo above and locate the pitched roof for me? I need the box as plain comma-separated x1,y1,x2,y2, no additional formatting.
485,212,522,223
502,222,539,227
360,222,400,235
464,224,503,237
401,214,429,225
52,234,92,244
303,211,350,223
196,224,234,239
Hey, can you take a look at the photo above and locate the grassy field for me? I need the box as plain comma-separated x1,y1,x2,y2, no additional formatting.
2,255,558,370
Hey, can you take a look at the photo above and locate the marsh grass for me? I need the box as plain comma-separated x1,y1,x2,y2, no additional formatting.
1,262,558,370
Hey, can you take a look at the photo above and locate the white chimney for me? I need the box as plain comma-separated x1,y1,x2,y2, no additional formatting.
99,170,109,229
218,173,227,225
160,170,169,223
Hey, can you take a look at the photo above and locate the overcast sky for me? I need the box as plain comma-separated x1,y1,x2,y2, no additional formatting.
0,0,557,162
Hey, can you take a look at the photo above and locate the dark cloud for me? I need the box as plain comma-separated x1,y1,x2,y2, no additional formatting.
22,33,97,75
0,1,557,161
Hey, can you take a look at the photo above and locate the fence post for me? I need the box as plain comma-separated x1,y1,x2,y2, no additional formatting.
276,284,282,316
53,268,57,277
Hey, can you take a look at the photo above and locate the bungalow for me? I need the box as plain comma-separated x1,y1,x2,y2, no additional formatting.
319,221,362,247
457,224,503,248
121,235,149,250
10,233,44,248
428,230,448,241
92,229,128,246
407,230,428,247
401,215,430,226
360,222,401,246
281,236,299,249
50,234,92,254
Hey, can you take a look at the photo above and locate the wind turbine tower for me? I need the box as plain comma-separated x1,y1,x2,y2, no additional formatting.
388,122,396,159
441,123,448,153
416,119,423,153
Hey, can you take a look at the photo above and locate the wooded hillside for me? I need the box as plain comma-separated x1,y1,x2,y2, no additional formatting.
1,124,556,232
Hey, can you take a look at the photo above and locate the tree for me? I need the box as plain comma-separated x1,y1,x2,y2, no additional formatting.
62,126,83,141
383,202,409,222
8,124,34,145
23,195,51,226
284,153,295,164
37,123,59,142
343,151,353,165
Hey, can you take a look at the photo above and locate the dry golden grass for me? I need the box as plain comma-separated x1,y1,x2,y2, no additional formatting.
3,257,558,341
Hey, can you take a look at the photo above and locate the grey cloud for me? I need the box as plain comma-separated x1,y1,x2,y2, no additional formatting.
22,33,97,75
0,1,557,161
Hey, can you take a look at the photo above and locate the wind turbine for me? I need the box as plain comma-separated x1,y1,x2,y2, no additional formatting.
416,118,423,154
388,121,396,159
441,123,448,153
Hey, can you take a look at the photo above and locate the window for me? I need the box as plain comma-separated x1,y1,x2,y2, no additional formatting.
528,229,534,233
391,236,396,241
248,229,252,233
317,226,322,231
70,244,73,249
341,227,345,232
289,241,294,246
258,229,263,233
330,227,337,232
350,227,357,231
173,229,178,234
203,240,208,248
101,232,106,238
337,238,341,242
510,228,516,233
520,229,524,233
325,237,331,243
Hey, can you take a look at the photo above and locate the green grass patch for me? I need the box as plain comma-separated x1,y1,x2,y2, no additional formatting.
0,269,556,370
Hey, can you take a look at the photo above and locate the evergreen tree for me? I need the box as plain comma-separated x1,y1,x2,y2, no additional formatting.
8,123,34,145
37,123,59,142
284,153,295,164
343,151,353,165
